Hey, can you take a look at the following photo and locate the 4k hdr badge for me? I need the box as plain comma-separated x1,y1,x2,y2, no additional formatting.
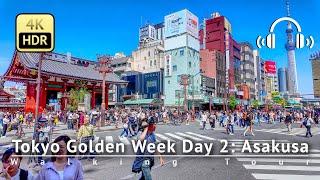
16,14,54,52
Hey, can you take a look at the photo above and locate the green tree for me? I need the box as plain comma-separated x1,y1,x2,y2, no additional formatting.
229,96,237,110
252,99,259,109
69,87,88,111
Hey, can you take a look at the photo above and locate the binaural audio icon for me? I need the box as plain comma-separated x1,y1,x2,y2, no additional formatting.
256,17,314,49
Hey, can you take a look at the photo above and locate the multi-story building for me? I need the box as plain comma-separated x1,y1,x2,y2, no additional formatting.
200,49,216,97
111,55,134,76
310,52,320,98
278,67,288,93
110,54,134,105
265,60,279,99
215,50,226,98
133,23,165,73
240,42,255,100
199,12,241,94
117,70,164,102
164,9,201,107
132,41,164,73
253,50,267,102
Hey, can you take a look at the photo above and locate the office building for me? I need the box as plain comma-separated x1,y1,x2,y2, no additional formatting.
164,9,201,107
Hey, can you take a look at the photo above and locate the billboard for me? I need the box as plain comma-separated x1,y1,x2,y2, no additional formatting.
139,25,156,41
164,9,198,38
265,61,276,74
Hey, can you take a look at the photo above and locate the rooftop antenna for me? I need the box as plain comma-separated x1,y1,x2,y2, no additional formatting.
286,0,291,17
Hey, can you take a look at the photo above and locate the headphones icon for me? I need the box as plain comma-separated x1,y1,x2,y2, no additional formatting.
257,17,314,49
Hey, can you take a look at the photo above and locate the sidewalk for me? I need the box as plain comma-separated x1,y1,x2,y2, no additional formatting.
0,122,119,145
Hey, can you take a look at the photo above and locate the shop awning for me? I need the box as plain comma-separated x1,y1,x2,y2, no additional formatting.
123,98,162,106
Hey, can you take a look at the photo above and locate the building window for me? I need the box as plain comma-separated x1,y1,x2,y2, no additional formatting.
148,51,151,57
173,65,177,71
150,61,152,67
188,62,191,68
180,49,184,56
154,60,156,65
168,80,170,84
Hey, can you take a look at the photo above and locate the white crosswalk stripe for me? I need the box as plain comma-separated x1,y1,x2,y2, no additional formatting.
237,149,320,180
243,164,320,171
105,136,113,143
164,133,187,141
175,132,203,141
185,132,215,141
256,127,320,136
155,133,175,142
252,174,320,180
118,136,131,145
97,132,216,145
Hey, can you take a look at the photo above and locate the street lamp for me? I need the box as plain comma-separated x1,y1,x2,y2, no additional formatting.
96,55,113,128
191,71,202,117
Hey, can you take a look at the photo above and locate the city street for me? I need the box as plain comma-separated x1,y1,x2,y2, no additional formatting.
1,120,319,180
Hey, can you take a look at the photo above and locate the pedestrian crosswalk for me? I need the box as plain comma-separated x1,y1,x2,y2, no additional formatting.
256,127,320,136
103,132,215,145
237,149,320,180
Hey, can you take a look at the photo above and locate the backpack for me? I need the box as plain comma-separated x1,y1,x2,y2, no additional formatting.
20,168,28,180
132,133,155,173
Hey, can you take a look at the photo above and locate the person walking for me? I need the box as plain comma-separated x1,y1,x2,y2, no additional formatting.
304,114,314,138
285,112,293,132
201,111,208,130
243,111,254,136
1,115,10,138
77,115,94,159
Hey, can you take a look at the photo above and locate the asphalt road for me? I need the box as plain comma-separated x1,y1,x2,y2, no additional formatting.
2,121,319,180
81,121,320,180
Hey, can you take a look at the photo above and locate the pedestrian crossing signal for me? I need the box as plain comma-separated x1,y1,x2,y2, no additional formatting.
16,14,54,52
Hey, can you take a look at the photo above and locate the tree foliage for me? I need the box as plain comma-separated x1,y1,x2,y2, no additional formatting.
229,96,237,110
69,87,88,111
252,99,259,109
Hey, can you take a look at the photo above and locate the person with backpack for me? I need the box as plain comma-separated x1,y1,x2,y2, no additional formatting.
0,147,34,180
132,117,164,180
128,114,138,137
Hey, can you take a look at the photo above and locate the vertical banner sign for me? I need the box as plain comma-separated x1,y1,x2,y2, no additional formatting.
16,13,55,52
164,54,172,76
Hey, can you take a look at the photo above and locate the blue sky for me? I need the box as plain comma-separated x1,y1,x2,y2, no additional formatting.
0,0,319,96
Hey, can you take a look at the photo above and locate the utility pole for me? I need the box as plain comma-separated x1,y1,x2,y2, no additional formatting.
33,53,45,139
180,74,189,112
97,55,113,128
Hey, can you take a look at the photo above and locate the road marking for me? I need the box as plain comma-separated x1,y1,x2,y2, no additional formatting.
155,133,175,142
175,132,203,141
185,132,215,141
310,149,320,153
118,136,131,145
164,133,186,141
237,158,320,164
252,173,320,180
105,136,113,143
243,164,320,171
